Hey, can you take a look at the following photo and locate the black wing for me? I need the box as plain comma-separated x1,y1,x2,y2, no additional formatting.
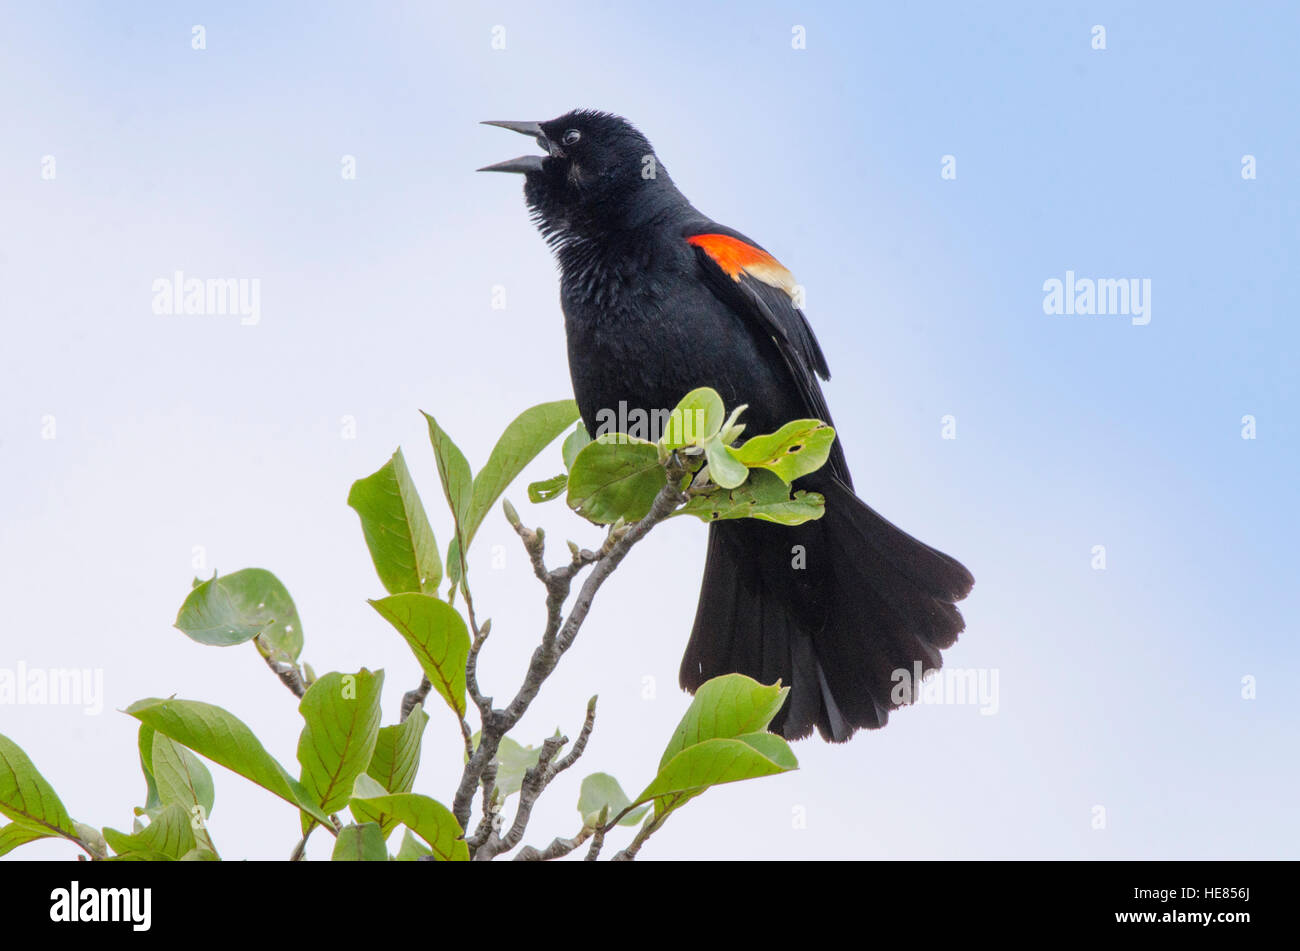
685,224,851,486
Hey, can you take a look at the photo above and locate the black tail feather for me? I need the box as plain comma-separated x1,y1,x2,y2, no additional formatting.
680,475,972,742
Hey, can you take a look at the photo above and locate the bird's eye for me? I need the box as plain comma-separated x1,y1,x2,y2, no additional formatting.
562,129,581,146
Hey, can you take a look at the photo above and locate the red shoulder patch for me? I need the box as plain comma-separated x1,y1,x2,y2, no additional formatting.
687,233,797,297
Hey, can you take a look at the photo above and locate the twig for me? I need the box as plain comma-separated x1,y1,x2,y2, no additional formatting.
465,761,501,852
289,826,314,861
450,462,685,847
400,677,431,721
515,827,593,861
585,824,607,861
465,620,493,719
612,815,666,861
553,696,597,773
259,650,306,699
458,716,474,761
473,733,566,860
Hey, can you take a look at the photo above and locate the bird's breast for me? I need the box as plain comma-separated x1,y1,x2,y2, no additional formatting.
557,237,784,438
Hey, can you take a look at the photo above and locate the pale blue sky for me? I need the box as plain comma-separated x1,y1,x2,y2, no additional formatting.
2,2,1296,859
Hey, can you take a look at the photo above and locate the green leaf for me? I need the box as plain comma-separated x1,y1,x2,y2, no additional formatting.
151,732,217,854
369,594,469,719
566,436,667,524
0,733,79,841
125,698,332,827
628,674,798,823
367,704,428,797
636,733,798,818
661,387,726,449
151,733,215,818
733,419,836,484
103,850,175,861
332,822,388,861
446,400,579,583
179,848,220,861
136,723,162,815
296,670,384,829
464,399,579,540
702,434,750,489
677,469,826,526
658,673,790,770
348,774,398,837
527,473,568,503
0,821,55,856
561,424,592,471
347,792,467,861
103,803,195,860
174,568,303,662
348,448,442,595
394,827,432,861
577,773,648,828
422,411,474,591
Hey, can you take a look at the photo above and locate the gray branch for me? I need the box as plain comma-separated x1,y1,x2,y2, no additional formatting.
400,676,431,720
449,459,686,847
515,827,593,861
259,646,307,699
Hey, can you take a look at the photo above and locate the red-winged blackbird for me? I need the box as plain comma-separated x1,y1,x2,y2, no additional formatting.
482,110,973,742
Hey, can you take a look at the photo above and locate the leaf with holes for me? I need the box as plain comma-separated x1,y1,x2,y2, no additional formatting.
174,568,303,662
732,419,836,484
677,469,825,526
527,473,568,503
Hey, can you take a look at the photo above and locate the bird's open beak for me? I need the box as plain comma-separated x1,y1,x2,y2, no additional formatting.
478,120,550,174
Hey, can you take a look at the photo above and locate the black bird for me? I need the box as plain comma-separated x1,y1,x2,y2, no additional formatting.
481,110,973,741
